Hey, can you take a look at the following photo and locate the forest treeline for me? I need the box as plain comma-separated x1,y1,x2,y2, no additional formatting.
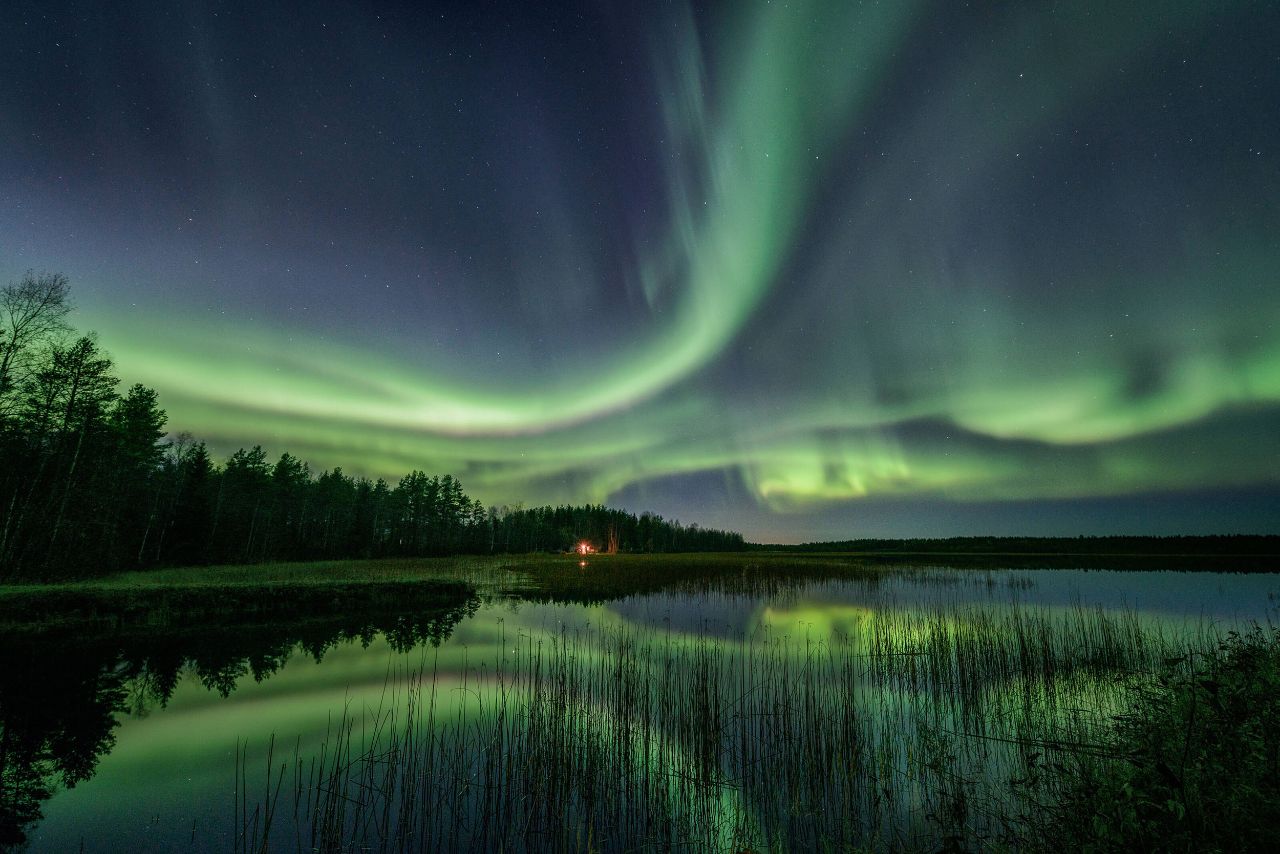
0,272,743,580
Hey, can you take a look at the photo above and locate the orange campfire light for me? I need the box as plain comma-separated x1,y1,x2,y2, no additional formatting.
576,541,595,555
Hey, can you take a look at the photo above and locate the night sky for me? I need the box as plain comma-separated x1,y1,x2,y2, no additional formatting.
2,1,1278,541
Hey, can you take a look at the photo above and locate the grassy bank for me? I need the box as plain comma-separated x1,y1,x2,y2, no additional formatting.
0,553,806,633
0,552,857,614
0,556,508,632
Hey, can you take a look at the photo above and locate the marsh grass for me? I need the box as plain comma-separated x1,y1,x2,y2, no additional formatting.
235,586,1223,852
0,554,519,632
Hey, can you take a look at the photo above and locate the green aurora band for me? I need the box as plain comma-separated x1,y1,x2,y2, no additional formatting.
49,0,1280,523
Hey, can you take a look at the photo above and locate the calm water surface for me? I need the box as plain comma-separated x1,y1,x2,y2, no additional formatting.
19,565,1280,852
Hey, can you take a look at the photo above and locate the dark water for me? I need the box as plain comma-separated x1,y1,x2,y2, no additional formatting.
9,565,1279,852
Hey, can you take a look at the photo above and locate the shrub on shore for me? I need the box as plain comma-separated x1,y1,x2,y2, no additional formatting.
1016,625,1280,852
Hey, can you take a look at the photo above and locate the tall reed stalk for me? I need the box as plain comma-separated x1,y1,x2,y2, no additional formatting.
241,591,1209,852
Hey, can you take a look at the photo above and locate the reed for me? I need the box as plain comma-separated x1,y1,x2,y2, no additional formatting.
238,578,1217,852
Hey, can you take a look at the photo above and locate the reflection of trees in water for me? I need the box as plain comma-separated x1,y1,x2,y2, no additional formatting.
0,594,477,847
0,651,125,849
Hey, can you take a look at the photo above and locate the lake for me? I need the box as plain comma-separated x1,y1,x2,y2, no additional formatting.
9,559,1279,852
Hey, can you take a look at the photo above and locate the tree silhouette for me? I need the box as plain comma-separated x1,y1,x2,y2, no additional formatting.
0,274,744,580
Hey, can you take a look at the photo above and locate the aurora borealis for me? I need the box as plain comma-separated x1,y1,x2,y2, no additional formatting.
2,0,1278,539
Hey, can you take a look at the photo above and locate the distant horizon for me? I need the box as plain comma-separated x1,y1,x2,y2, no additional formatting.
752,533,1280,548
